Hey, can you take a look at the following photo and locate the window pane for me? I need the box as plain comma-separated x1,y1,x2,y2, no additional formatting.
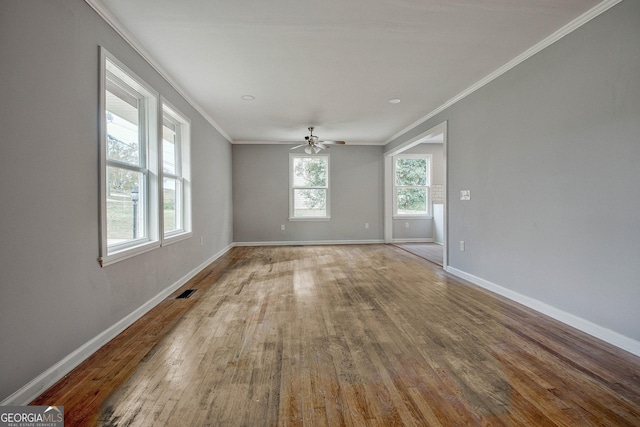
106,83,141,166
163,177,182,233
293,189,327,217
396,158,427,186
106,166,146,245
293,157,327,187
396,187,427,215
162,120,177,174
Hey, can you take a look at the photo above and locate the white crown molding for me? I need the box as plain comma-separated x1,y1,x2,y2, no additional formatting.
87,0,623,148
385,0,625,144
232,140,386,146
1,244,234,406
445,266,640,358
232,141,300,145
84,0,232,143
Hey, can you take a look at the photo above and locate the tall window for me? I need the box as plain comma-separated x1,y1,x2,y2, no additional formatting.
394,154,431,217
290,154,330,219
162,101,191,240
100,50,159,266
99,48,191,266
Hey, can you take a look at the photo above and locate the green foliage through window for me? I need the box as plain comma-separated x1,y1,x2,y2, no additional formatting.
396,158,426,186
291,156,328,217
395,156,429,215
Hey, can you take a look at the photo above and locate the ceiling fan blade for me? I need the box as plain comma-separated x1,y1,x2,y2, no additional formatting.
289,128,346,151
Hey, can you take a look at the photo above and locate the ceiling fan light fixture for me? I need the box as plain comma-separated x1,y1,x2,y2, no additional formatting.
241,95,255,101
389,98,401,104
290,126,346,154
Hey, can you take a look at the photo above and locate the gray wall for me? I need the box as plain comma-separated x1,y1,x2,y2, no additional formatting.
392,143,444,240
386,0,640,342
233,144,384,243
2,0,638,404
392,220,433,241
0,0,232,401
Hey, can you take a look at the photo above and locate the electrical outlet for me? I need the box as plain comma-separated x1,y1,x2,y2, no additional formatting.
460,240,465,251
281,224,285,231
365,223,369,229
405,222,410,229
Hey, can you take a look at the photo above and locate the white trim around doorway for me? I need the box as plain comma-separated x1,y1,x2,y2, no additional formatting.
384,121,448,268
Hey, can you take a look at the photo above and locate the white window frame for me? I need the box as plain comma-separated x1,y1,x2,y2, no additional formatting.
161,98,192,245
393,153,432,219
99,48,160,267
289,153,330,221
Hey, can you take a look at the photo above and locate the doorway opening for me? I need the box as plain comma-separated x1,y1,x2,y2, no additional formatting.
384,121,447,267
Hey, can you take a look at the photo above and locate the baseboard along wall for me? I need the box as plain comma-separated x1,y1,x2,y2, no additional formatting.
1,244,234,406
5,241,638,405
444,266,640,358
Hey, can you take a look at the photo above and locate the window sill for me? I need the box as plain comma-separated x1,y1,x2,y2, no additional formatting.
162,231,193,247
99,240,161,267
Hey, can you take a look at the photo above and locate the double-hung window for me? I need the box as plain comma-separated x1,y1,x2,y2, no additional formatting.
289,154,330,219
99,48,191,266
393,154,432,217
161,101,191,242
100,50,159,266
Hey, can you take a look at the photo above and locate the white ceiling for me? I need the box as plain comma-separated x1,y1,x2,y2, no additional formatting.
91,0,603,144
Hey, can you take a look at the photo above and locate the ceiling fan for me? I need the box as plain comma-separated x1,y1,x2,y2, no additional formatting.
290,127,346,154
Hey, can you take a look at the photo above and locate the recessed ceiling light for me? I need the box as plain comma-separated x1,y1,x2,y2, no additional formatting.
241,95,255,101
388,98,401,104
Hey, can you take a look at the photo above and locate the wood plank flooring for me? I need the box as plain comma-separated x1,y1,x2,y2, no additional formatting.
34,245,640,426
394,243,444,266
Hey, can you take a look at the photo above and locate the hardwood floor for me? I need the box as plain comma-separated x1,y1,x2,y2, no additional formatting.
33,245,640,426
394,243,443,266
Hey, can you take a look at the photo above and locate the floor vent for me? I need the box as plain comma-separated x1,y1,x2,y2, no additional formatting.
176,289,196,299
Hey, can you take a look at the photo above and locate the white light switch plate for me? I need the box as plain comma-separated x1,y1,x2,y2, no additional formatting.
460,190,471,200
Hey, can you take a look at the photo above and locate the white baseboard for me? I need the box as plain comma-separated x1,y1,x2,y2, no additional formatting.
10,243,637,406
234,239,385,247
391,238,434,243
445,266,640,358
1,243,234,406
